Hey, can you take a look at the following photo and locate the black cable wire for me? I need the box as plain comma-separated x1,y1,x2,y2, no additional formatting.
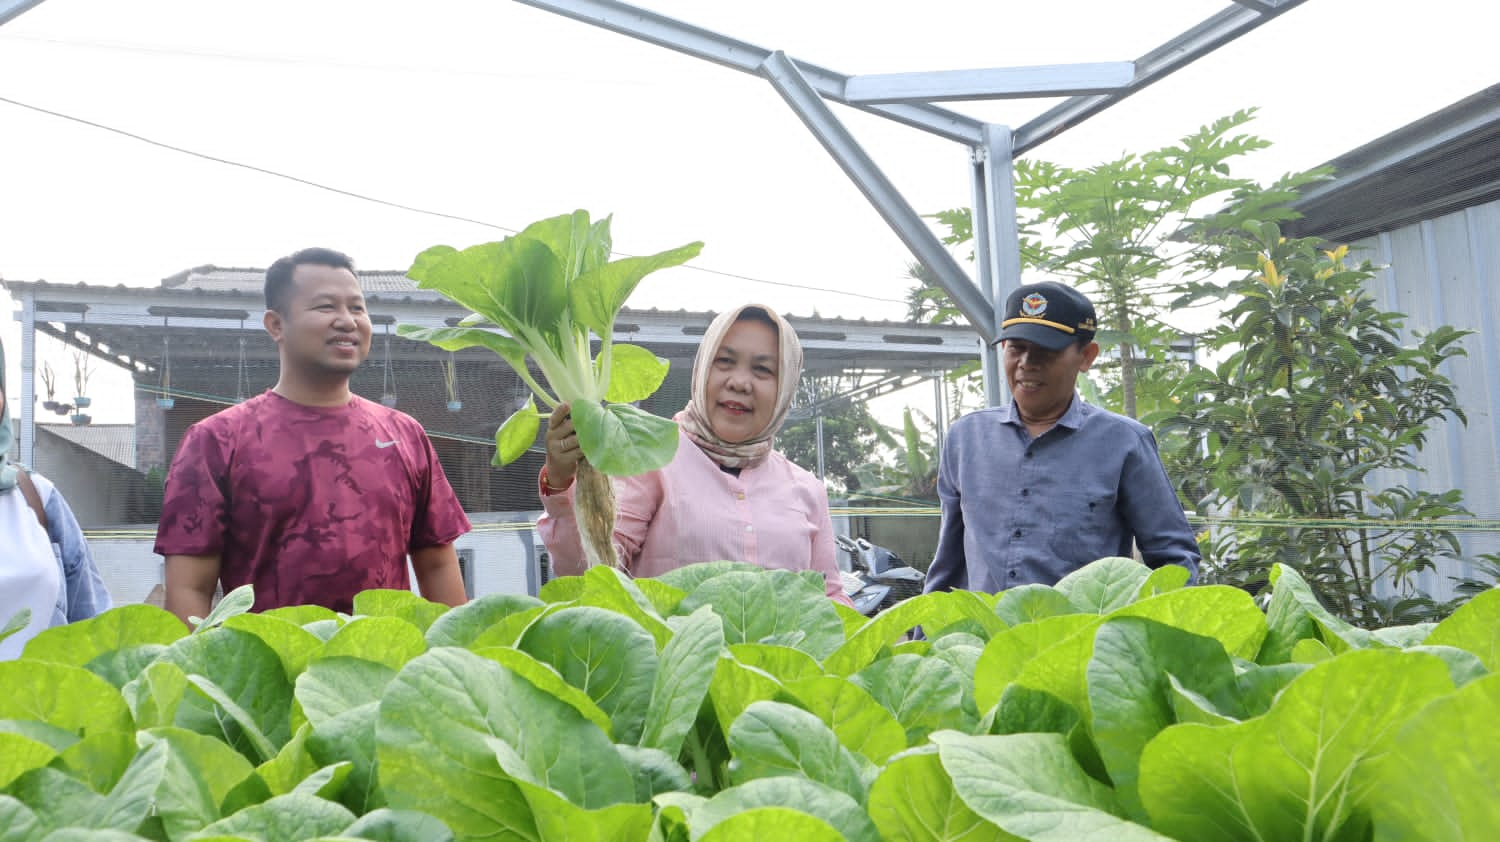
0,93,911,306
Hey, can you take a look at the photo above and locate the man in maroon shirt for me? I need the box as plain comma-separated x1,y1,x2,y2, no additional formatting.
155,248,470,623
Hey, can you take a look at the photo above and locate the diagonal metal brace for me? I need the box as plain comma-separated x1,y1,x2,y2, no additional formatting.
760,51,996,345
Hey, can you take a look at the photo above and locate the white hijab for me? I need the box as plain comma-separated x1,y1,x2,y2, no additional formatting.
674,304,803,470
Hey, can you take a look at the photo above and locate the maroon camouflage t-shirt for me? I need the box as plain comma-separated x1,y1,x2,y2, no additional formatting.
154,391,470,612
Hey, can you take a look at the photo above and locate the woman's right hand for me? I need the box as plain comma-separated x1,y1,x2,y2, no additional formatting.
543,402,582,490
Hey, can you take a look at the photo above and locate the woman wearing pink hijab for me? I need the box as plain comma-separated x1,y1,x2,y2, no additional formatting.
537,303,849,604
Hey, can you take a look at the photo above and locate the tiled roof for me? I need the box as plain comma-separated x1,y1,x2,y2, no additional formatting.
38,423,136,469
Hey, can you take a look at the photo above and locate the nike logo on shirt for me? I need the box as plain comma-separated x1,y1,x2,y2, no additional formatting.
376,440,398,449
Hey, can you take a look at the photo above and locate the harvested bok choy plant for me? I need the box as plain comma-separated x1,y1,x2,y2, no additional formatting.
399,210,702,568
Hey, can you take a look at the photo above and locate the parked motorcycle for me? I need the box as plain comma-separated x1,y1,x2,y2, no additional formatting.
836,534,926,616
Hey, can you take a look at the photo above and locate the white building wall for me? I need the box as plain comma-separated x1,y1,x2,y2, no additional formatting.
81,515,544,609
1345,197,1500,601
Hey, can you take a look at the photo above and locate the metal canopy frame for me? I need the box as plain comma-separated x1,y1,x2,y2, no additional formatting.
514,0,1310,407
3,0,1311,463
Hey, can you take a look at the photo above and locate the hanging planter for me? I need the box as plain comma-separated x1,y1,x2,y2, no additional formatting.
379,325,398,408
70,413,91,426
157,322,175,409
71,350,95,409
234,333,250,403
443,352,462,412
40,362,59,412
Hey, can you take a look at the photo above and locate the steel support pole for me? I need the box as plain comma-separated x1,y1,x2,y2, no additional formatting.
0,0,48,27
968,124,1023,405
760,51,996,346
815,413,826,481
19,289,37,466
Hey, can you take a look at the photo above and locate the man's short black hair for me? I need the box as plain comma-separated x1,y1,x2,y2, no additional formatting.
265,247,356,313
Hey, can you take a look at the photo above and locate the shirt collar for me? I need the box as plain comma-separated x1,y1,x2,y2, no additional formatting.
1001,391,1088,430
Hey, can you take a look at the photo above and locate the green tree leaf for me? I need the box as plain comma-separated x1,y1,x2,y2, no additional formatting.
824,595,934,676
188,792,355,840
296,657,398,726
851,654,973,745
781,675,908,766
122,661,189,731
654,561,763,593
698,806,845,842
615,744,691,802
351,590,448,633
494,402,542,468
472,646,615,738
639,606,724,758
423,593,545,649
518,606,659,745
320,618,427,672
604,344,670,404
1361,671,1500,841
691,778,879,842
973,614,1100,714
1086,617,1236,819
140,726,259,833
1139,649,1456,841
164,628,292,761
341,807,456,842
570,243,703,339
222,614,324,682
868,749,1018,842
1056,557,1153,614
993,585,1078,627
570,399,680,477
20,604,186,667
0,733,56,790
676,570,844,661
1425,588,1500,670
933,732,1171,841
0,660,133,736
1111,585,1266,660
726,701,869,806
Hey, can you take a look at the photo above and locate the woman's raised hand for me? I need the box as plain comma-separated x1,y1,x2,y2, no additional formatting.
543,402,582,489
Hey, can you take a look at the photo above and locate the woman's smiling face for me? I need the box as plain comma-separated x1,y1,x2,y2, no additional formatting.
704,317,779,444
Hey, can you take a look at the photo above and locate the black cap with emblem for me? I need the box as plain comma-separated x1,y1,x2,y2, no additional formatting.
993,281,1097,351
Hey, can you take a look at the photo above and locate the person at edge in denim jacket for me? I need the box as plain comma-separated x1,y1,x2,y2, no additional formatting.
0,336,111,659
536,303,853,606
924,281,1200,596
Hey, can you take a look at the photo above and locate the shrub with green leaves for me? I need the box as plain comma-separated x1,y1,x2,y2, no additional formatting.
2,559,1495,840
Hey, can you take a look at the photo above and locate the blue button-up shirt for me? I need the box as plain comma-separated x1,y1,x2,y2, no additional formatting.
925,395,1199,594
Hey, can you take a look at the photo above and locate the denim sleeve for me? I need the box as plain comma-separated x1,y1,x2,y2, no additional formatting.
44,485,113,622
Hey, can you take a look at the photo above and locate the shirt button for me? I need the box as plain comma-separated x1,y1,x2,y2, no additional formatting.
1021,488,1030,497
1009,570,1018,578
1025,450,1034,458
1012,529,1022,538
735,492,746,500
745,525,753,532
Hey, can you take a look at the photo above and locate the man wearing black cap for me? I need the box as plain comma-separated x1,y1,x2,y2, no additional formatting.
924,281,1199,594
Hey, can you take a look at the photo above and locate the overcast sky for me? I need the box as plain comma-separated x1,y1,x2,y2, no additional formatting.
2,0,1495,422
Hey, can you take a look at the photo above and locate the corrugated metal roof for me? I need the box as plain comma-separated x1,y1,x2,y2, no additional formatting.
164,266,441,300
1285,84,1500,242
38,423,136,470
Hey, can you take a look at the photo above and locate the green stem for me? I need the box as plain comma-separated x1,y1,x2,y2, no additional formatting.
686,727,717,794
